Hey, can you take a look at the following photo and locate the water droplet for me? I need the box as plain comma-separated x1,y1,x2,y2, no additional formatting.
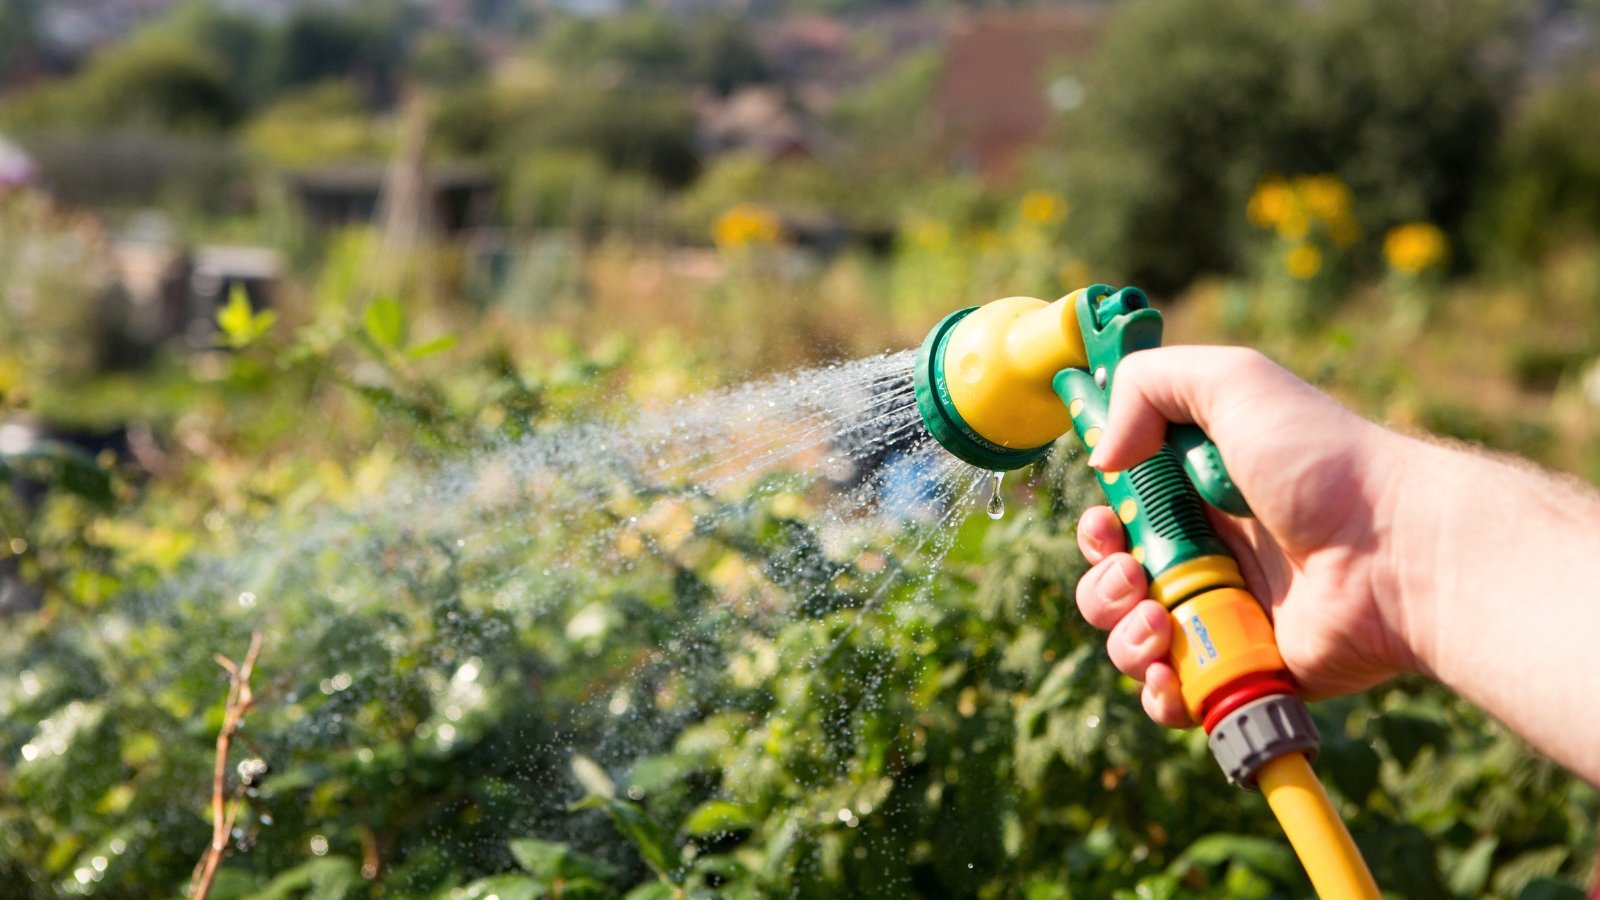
985,471,1005,520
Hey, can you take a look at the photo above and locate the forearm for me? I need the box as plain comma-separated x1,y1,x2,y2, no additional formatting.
1387,434,1600,783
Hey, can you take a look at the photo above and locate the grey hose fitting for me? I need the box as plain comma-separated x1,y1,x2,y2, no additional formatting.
1207,694,1320,790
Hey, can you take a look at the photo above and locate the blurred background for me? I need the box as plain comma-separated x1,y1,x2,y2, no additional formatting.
3,0,1600,898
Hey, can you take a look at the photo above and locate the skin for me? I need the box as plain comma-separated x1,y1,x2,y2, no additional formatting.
1074,346,1600,785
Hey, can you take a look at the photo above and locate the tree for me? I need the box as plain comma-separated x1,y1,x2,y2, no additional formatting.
1058,0,1516,291
689,15,770,96
0,32,243,132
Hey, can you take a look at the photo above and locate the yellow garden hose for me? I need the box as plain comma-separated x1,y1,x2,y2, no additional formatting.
1257,753,1380,899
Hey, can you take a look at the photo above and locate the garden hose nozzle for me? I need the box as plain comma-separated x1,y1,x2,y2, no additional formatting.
912,285,1379,899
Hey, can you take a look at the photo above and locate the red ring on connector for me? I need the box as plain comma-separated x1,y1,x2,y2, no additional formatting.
1199,672,1297,733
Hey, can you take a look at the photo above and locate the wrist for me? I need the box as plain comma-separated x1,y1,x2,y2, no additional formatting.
1364,427,1444,680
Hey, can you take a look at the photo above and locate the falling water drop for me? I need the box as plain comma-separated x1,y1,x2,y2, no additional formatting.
986,471,1005,520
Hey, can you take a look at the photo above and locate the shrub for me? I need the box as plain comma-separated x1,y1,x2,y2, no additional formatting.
1471,73,1600,266
1059,0,1513,291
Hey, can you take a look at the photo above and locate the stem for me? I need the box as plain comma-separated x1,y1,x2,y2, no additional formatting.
189,631,263,900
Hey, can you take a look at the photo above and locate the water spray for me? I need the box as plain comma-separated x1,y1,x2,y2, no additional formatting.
911,284,1380,898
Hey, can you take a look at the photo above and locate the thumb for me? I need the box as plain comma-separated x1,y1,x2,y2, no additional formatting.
1088,346,1273,472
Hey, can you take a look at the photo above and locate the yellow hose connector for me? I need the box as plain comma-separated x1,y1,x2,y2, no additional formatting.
1257,753,1380,899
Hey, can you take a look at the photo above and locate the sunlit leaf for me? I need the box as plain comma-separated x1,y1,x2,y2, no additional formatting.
407,333,458,360
573,794,683,885
216,283,277,349
363,296,407,350
682,800,752,837
509,837,618,882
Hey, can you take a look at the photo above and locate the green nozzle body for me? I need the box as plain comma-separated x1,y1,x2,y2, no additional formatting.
912,285,1250,516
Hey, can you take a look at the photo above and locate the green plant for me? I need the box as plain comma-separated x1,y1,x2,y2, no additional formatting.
1059,0,1512,291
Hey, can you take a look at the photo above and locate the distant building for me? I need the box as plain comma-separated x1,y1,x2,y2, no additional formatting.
756,10,954,104
288,161,496,234
935,8,1104,180
693,86,819,161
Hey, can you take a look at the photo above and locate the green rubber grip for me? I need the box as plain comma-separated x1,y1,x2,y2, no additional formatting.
1055,368,1233,582
1073,285,1253,519
1170,424,1253,517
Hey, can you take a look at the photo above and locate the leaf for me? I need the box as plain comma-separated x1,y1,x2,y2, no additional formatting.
363,296,407,350
1492,846,1570,898
407,333,458,360
1317,734,1380,803
1446,834,1497,897
444,874,542,900
628,752,710,796
241,856,361,900
622,883,675,900
571,754,615,799
1516,878,1587,900
572,794,683,885
508,837,618,882
216,284,277,349
682,800,752,837
0,443,114,508
1377,710,1449,768
216,285,255,344
1170,833,1299,885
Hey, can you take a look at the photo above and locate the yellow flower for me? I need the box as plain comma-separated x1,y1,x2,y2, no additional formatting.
1020,190,1068,225
712,204,782,249
1247,177,1291,228
1275,207,1311,241
911,218,949,251
1297,174,1353,225
1383,222,1448,275
1285,243,1322,280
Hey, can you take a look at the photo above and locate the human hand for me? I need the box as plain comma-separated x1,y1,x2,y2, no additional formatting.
1072,347,1419,727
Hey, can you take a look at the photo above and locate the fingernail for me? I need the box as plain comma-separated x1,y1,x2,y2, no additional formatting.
1087,447,1106,470
1138,604,1167,642
1101,556,1136,600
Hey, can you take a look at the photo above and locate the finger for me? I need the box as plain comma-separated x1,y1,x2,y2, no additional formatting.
1106,600,1172,681
1089,346,1280,473
1075,505,1127,564
1141,662,1194,728
1075,553,1147,630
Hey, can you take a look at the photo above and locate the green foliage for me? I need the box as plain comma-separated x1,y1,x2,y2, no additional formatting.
1473,74,1600,265
3,310,1592,898
687,16,770,96
535,11,767,96
1061,0,1513,290
161,5,276,104
1,32,244,133
4,3,1600,898
218,286,279,350
266,6,407,95
243,83,392,167
538,13,693,86
508,88,699,189
410,28,488,91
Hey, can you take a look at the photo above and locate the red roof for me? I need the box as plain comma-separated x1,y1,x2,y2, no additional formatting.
936,8,1104,180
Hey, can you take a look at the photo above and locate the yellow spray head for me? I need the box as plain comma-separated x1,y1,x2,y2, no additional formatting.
913,288,1101,469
